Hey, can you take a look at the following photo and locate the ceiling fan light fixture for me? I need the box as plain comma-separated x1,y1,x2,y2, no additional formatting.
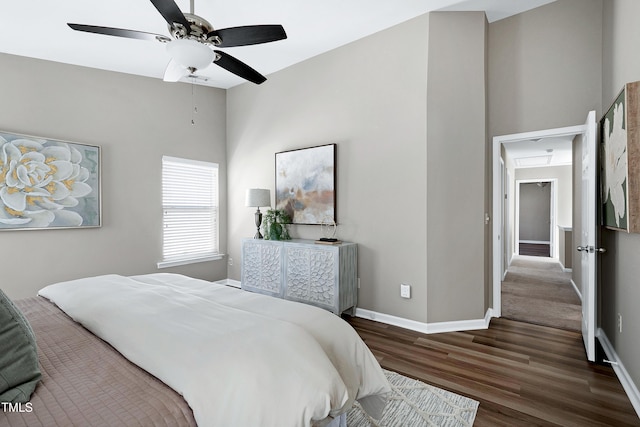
166,39,214,70
67,0,285,84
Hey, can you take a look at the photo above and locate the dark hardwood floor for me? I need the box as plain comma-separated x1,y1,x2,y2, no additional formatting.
347,315,640,426
519,243,551,257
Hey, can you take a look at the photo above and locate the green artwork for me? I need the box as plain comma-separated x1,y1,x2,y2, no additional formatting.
601,89,628,230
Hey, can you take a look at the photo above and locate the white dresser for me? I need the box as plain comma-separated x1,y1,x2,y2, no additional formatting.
241,239,358,315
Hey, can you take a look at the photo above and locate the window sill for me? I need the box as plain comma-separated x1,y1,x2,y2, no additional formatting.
157,254,225,269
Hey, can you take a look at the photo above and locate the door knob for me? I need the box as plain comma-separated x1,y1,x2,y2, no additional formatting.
577,245,607,253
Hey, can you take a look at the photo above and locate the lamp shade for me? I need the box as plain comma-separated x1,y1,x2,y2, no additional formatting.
166,39,215,70
245,189,271,207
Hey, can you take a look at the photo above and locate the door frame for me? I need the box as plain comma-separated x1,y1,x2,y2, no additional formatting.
514,179,557,258
492,124,584,317
500,159,509,279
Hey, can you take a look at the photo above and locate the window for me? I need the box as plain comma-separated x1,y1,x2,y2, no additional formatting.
158,156,220,268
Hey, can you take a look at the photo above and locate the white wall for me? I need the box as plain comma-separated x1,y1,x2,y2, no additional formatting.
0,54,228,299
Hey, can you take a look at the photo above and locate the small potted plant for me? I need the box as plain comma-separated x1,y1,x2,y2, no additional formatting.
262,209,292,240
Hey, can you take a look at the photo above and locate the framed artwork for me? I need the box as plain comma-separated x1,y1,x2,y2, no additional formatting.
601,81,640,233
0,131,101,231
275,143,336,225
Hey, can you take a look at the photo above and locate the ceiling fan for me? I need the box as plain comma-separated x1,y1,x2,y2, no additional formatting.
67,0,287,84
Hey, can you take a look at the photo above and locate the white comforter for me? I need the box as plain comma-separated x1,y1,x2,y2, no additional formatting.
38,273,390,427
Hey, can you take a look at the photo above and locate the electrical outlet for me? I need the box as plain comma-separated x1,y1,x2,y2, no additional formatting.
618,313,623,333
228,257,234,266
400,283,411,299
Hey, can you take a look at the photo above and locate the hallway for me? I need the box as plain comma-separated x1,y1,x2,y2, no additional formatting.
501,255,582,331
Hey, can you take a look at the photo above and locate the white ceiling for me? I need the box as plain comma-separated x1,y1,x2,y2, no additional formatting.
1,0,556,89
503,135,574,168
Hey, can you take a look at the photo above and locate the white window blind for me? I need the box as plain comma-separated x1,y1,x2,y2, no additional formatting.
158,156,220,268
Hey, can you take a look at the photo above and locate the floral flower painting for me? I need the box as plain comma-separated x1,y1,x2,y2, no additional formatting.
602,90,628,230
0,131,100,230
601,81,640,233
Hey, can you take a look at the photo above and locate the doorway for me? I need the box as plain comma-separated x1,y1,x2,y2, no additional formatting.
492,124,583,318
505,172,575,330
493,112,598,360
516,179,556,258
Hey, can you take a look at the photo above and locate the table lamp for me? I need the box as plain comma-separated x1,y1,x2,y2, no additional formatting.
245,188,271,239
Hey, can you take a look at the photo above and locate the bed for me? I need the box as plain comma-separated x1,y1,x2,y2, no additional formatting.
0,273,390,427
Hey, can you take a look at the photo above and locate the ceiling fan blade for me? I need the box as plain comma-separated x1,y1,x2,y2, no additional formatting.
210,25,287,48
68,23,169,42
163,59,188,82
214,51,266,84
149,0,190,30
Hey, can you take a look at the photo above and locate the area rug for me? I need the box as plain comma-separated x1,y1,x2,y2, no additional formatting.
348,370,479,427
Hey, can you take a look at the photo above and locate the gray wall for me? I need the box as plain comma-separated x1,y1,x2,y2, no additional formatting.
515,165,573,259
488,0,603,137
426,12,487,322
601,0,640,396
515,166,573,228
0,53,229,299
227,12,488,323
227,14,430,323
518,182,551,242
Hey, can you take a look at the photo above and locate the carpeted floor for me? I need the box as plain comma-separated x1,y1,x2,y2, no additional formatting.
501,255,582,331
348,369,478,427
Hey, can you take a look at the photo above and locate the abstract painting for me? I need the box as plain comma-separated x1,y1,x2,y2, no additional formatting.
0,131,101,230
275,144,335,225
601,81,640,233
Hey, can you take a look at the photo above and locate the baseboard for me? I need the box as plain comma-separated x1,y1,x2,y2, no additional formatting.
213,278,241,288
597,328,640,418
570,279,582,301
354,307,493,334
558,260,572,272
219,280,492,333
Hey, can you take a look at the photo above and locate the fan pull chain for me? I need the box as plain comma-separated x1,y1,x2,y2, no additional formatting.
191,79,198,125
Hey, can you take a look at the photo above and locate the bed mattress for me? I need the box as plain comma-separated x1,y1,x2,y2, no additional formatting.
0,296,197,427
36,273,390,427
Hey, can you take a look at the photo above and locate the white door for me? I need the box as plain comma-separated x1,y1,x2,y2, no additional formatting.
501,160,508,276
578,110,599,362
549,181,556,258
